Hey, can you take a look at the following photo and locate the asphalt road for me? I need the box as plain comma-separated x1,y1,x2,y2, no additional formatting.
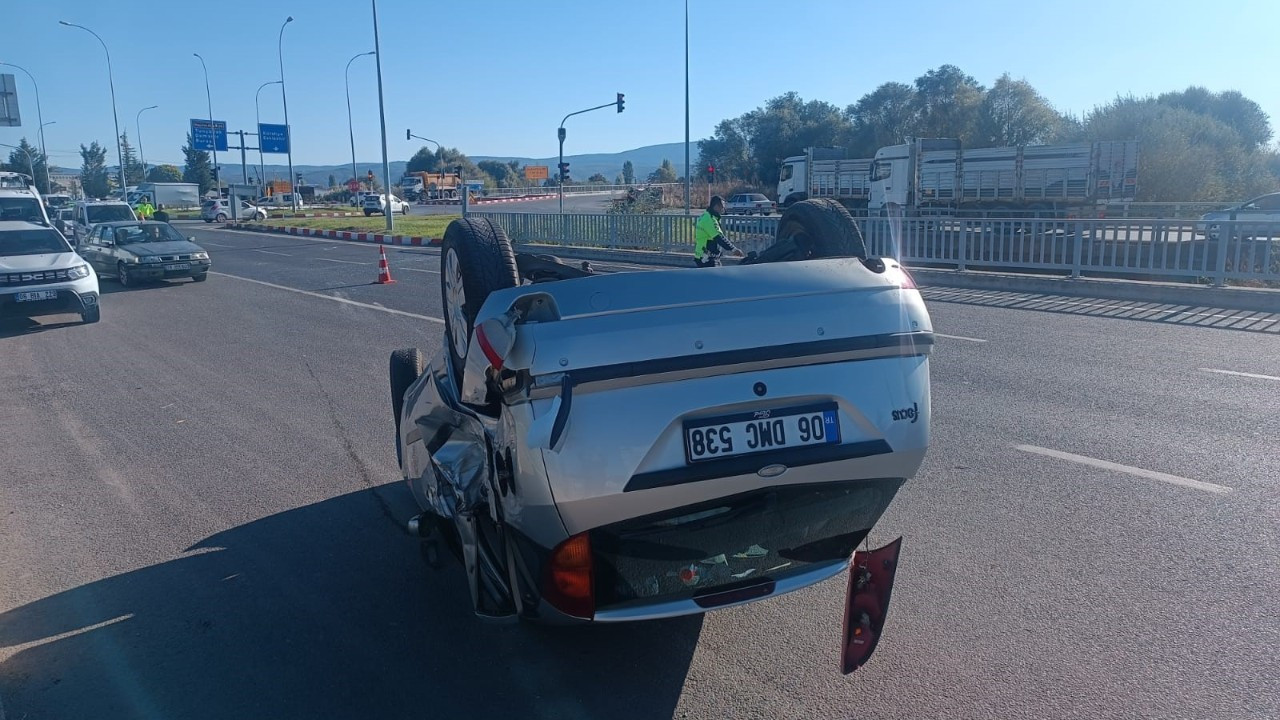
1,225,1277,719
407,191,621,216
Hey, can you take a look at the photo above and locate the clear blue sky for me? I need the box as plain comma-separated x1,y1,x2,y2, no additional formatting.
5,0,1277,170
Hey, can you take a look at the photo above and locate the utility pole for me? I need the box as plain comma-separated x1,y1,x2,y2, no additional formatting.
371,0,393,232
684,0,691,215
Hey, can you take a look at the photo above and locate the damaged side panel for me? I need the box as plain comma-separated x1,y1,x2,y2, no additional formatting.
402,356,493,520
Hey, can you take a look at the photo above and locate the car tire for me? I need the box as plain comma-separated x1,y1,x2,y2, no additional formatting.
80,305,100,324
364,210,372,217
390,347,428,465
775,198,867,260
204,219,213,223
216,213,227,222
192,273,208,282
117,262,133,287
440,218,519,385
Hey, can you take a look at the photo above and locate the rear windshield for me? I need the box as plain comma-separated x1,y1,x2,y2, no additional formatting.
86,205,135,223
0,197,46,223
0,227,71,256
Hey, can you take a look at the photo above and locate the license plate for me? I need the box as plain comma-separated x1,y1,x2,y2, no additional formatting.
165,263,191,271
14,290,58,302
684,403,841,463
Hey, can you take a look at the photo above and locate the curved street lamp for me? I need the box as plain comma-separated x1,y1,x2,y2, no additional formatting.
278,16,296,211
345,51,376,191
136,105,158,181
193,53,218,190
256,80,283,185
59,21,125,195
0,62,51,192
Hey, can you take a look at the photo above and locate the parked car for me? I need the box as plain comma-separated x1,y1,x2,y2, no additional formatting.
0,220,100,324
349,191,374,207
726,193,777,216
390,198,931,653
78,221,211,286
1199,192,1280,240
363,193,409,216
69,201,137,246
255,194,306,209
201,199,267,222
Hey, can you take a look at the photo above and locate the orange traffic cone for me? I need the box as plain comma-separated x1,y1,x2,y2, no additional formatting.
376,244,396,284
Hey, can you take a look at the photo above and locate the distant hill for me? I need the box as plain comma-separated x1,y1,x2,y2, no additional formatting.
146,142,688,186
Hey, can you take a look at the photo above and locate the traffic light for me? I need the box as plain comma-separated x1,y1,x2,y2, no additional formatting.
616,92,625,113
406,128,411,141
558,162,570,182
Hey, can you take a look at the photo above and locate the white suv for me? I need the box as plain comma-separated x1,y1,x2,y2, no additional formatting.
363,193,409,216
0,172,51,225
0,220,100,324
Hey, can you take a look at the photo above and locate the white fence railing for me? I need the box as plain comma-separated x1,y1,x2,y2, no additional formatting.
466,211,1280,286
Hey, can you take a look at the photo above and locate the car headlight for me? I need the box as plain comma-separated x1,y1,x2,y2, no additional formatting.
66,263,91,280
193,252,209,260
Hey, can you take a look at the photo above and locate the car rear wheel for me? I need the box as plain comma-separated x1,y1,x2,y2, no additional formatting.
440,218,519,381
390,347,428,465
216,213,227,222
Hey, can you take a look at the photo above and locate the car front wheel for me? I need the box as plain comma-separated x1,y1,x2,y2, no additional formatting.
117,262,133,287
80,305,100,324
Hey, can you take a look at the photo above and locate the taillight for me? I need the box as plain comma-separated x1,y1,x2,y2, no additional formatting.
474,317,515,370
900,268,917,289
543,532,594,619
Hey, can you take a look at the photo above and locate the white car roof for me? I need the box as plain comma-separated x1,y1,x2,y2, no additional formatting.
0,219,54,232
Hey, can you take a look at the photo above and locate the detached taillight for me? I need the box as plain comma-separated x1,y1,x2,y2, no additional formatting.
899,268,917,289
474,317,514,370
543,532,594,619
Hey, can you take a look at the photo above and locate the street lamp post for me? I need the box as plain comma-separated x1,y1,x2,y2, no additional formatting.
371,0,393,233
278,16,296,211
0,62,51,193
58,21,125,196
557,94,626,214
136,105,157,181
344,51,376,193
193,53,218,194
407,130,440,202
684,0,691,215
255,80,282,186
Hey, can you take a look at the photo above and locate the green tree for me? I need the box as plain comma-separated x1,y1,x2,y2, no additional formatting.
146,164,183,183
5,137,49,193
119,131,144,185
622,160,635,184
80,141,110,198
405,145,481,178
478,159,519,187
976,73,1064,147
1157,86,1272,149
614,173,624,185
697,116,754,183
181,133,214,195
648,158,678,183
328,173,337,188
912,65,985,145
844,82,918,156
587,172,607,183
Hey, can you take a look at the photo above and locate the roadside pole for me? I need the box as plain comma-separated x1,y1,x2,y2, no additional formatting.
371,0,393,233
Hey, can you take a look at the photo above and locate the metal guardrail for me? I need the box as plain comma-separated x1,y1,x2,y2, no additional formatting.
483,183,683,199
467,211,1280,286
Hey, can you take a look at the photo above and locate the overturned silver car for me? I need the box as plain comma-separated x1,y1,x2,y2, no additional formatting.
391,200,931,661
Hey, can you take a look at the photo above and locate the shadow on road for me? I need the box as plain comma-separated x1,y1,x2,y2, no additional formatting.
0,316,82,337
923,287,1280,334
0,487,701,719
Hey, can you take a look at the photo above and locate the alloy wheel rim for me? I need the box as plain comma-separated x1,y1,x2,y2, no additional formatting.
444,248,468,359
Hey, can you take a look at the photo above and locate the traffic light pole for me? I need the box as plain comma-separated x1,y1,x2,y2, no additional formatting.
557,95,624,215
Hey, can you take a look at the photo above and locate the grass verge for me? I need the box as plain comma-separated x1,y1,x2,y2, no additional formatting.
252,215,459,238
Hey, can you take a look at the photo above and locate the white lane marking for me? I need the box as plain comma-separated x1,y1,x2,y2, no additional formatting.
934,333,987,343
923,290,1278,323
399,267,440,274
201,241,233,247
0,614,135,653
1199,368,1280,382
209,271,444,323
1015,444,1232,495
318,258,368,265
253,249,292,257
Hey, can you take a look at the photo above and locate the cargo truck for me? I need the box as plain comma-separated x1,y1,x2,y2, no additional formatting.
127,182,200,209
400,171,462,201
779,139,1139,217
777,148,874,209
868,138,1138,216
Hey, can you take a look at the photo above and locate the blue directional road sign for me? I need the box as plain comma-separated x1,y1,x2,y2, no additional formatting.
190,118,228,152
258,123,290,154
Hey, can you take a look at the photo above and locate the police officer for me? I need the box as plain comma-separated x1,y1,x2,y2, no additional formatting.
693,195,743,268
136,195,155,221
